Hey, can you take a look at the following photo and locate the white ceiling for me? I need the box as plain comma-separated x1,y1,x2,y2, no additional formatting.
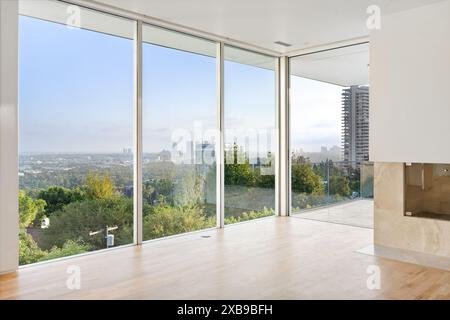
290,43,369,86
20,0,277,69
20,0,442,86
95,0,445,54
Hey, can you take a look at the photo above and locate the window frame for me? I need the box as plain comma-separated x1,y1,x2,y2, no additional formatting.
7,0,370,271
13,0,281,268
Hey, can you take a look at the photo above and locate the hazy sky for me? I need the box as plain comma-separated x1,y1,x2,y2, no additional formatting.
19,15,341,155
290,76,343,152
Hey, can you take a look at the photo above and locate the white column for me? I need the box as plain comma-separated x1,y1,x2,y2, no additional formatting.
276,56,290,216
216,42,225,228
133,20,143,245
0,0,19,274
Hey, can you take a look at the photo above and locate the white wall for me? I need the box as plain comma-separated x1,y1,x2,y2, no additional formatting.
370,0,450,163
0,0,19,274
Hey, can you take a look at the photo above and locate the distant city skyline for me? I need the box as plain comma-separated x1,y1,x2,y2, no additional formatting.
293,145,342,162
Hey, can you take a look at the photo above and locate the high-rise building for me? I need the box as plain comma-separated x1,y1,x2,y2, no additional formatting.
341,85,370,164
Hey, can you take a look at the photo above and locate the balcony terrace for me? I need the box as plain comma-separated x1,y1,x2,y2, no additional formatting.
293,199,374,228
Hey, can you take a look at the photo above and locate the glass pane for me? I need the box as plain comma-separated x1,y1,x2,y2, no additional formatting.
224,46,276,224
142,25,217,240
19,4,135,265
405,163,450,220
290,43,373,228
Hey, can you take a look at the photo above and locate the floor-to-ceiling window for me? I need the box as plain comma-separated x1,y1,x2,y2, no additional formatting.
142,25,217,240
224,46,277,224
19,1,135,265
290,43,373,228
17,0,280,266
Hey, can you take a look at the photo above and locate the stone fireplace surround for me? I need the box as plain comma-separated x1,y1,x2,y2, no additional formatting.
374,163,450,258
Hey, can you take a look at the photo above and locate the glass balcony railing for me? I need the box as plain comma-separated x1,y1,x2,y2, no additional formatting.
291,160,374,228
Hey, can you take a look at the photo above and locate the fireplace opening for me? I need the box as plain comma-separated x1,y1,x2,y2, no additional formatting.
404,163,450,221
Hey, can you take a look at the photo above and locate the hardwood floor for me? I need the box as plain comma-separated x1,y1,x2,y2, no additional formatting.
1,216,450,299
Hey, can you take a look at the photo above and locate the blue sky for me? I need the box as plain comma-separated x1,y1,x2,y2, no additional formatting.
19,15,134,153
142,43,276,154
19,15,342,154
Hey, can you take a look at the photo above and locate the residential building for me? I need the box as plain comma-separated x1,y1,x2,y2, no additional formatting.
342,85,370,164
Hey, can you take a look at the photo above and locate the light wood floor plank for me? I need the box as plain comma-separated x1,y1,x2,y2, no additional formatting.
1,217,450,300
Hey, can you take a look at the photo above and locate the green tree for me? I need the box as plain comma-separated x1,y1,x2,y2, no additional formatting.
257,151,275,188
39,197,133,250
19,190,46,228
85,171,115,199
174,170,205,207
19,230,89,265
19,230,46,265
143,204,213,239
291,164,325,195
347,165,361,193
38,186,85,214
255,168,275,188
224,143,257,187
40,240,91,262
154,178,175,204
329,175,351,197
142,182,155,205
224,207,274,224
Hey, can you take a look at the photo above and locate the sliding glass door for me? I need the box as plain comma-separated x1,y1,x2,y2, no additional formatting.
142,25,217,240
